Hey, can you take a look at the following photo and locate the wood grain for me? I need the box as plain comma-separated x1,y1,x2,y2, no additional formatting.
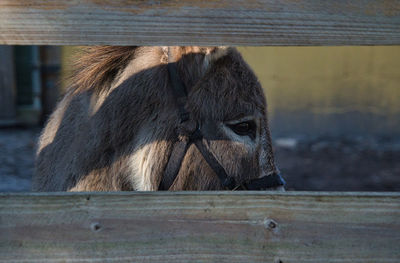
1,192,399,262
0,0,399,46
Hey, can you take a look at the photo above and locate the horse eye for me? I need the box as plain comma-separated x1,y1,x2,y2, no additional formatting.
228,121,255,137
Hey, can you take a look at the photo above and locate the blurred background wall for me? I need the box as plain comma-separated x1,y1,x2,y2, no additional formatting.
238,46,400,139
0,46,61,126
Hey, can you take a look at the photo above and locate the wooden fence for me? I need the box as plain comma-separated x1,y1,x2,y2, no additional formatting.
1,1,400,262
1,0,400,46
1,192,400,262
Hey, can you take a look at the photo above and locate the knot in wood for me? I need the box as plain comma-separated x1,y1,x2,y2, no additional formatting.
264,218,278,230
90,222,101,232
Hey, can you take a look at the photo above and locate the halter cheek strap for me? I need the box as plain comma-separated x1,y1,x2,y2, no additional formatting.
159,54,235,190
158,47,285,191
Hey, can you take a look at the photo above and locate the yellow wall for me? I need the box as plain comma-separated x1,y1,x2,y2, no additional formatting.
239,46,400,137
60,46,82,91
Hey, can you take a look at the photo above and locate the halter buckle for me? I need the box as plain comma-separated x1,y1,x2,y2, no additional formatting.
178,119,202,141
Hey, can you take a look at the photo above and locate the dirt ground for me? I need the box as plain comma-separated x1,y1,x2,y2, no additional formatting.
0,127,399,192
0,128,40,192
274,137,400,191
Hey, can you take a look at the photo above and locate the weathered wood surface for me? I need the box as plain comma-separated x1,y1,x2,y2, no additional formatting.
0,0,400,46
0,192,399,262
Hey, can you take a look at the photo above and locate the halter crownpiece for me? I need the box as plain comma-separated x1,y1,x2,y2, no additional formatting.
158,47,285,191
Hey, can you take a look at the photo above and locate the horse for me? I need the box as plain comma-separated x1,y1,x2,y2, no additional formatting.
33,46,285,191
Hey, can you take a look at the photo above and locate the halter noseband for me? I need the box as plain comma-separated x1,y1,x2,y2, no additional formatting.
158,47,285,191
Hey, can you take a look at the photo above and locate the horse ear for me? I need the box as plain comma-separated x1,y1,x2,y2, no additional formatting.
204,46,229,62
203,46,229,71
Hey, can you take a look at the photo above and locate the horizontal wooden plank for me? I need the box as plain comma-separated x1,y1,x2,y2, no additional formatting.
0,191,399,262
0,0,399,46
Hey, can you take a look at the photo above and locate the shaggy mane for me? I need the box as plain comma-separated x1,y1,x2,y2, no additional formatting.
69,46,138,93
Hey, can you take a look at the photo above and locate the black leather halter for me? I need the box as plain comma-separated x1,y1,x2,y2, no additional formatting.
158,48,285,191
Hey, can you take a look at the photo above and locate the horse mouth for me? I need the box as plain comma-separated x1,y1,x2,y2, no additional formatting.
237,172,286,191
